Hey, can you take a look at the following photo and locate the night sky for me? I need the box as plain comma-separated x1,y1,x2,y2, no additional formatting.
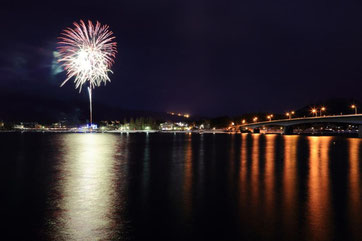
1,0,362,118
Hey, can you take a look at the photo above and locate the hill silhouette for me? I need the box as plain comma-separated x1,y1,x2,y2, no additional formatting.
0,91,189,124
294,98,362,117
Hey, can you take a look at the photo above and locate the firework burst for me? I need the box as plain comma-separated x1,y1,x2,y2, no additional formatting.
57,20,117,125
57,20,117,91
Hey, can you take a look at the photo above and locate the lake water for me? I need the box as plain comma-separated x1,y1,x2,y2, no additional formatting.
1,133,362,241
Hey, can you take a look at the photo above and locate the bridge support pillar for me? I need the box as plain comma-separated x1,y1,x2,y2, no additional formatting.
359,125,362,138
283,126,293,135
253,128,260,134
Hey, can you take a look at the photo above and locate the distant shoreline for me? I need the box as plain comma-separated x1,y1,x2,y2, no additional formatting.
0,129,227,134
0,129,358,137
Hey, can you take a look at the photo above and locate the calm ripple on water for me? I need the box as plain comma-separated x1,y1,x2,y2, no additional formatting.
1,132,362,241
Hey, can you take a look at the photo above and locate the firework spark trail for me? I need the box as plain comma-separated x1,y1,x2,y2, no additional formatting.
57,20,117,125
57,20,117,92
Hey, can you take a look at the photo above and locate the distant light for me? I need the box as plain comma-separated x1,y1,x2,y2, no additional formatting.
81,124,98,129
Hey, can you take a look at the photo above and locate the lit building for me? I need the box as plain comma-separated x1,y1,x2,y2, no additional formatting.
160,122,173,131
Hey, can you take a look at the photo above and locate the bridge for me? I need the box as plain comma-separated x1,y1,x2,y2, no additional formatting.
238,114,362,137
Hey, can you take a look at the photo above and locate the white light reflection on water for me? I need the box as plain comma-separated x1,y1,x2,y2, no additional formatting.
48,134,128,241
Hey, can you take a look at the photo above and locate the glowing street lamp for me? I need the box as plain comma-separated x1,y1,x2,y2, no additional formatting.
320,106,326,116
311,108,317,117
351,104,358,114
253,117,258,122
286,111,294,119
242,119,246,124
267,114,273,121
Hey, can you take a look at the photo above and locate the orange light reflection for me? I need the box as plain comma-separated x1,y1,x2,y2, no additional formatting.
307,136,332,241
282,135,298,237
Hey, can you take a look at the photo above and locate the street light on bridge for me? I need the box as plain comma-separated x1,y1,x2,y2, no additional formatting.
286,111,294,119
311,108,317,117
351,104,358,114
267,114,273,121
253,117,258,122
242,119,246,124
320,106,326,116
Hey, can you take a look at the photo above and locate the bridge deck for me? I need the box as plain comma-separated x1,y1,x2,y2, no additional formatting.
239,114,362,129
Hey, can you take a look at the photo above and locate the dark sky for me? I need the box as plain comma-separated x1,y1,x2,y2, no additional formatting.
1,0,362,117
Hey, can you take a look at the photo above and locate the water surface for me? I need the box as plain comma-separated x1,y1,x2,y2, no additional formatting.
1,133,362,241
